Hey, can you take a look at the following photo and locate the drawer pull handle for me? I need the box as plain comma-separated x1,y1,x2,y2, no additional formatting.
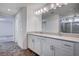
64,44,72,47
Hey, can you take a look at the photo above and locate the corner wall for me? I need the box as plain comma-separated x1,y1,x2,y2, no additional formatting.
15,7,27,49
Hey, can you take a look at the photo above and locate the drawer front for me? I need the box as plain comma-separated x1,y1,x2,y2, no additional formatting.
53,39,74,51
55,47,74,56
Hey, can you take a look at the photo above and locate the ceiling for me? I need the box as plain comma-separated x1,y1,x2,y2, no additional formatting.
0,3,46,17
0,3,27,16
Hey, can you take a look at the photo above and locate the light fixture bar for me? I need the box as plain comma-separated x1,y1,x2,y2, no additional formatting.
35,3,68,15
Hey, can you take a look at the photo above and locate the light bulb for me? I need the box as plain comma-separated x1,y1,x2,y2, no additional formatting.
40,9,43,13
50,4,54,9
43,7,48,11
35,11,38,15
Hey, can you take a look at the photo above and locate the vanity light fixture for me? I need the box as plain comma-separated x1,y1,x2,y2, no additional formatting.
35,3,68,15
36,10,42,15
40,9,44,13
56,3,62,7
35,11,38,15
38,10,41,13
43,7,48,12
41,8,45,13
35,10,40,15
35,10,42,15
35,7,48,15
34,10,40,15
51,3,57,9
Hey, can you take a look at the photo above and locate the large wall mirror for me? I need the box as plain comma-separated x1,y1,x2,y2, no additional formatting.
41,3,79,34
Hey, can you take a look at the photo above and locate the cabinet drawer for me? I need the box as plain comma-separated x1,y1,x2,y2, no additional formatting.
55,47,74,56
53,39,74,50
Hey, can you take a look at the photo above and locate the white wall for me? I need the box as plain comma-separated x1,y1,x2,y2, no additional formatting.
15,7,27,49
0,16,15,42
27,4,44,32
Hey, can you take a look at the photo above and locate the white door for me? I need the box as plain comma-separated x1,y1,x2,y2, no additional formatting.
41,37,54,56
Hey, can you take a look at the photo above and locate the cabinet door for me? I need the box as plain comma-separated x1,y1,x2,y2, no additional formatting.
28,35,34,51
74,42,79,56
41,37,54,56
33,36,41,55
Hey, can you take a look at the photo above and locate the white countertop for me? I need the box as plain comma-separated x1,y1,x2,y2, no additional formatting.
28,32,79,43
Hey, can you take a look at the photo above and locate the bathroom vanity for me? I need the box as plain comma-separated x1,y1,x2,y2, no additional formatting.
27,32,79,56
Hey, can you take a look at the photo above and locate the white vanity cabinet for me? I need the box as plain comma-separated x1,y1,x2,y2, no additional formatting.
41,37,54,56
28,34,41,55
33,36,41,55
28,34,79,56
41,38,74,56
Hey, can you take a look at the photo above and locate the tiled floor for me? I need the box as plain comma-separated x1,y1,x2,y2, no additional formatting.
0,41,36,56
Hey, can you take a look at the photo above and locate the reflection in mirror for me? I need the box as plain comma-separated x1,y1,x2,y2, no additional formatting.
60,16,79,34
